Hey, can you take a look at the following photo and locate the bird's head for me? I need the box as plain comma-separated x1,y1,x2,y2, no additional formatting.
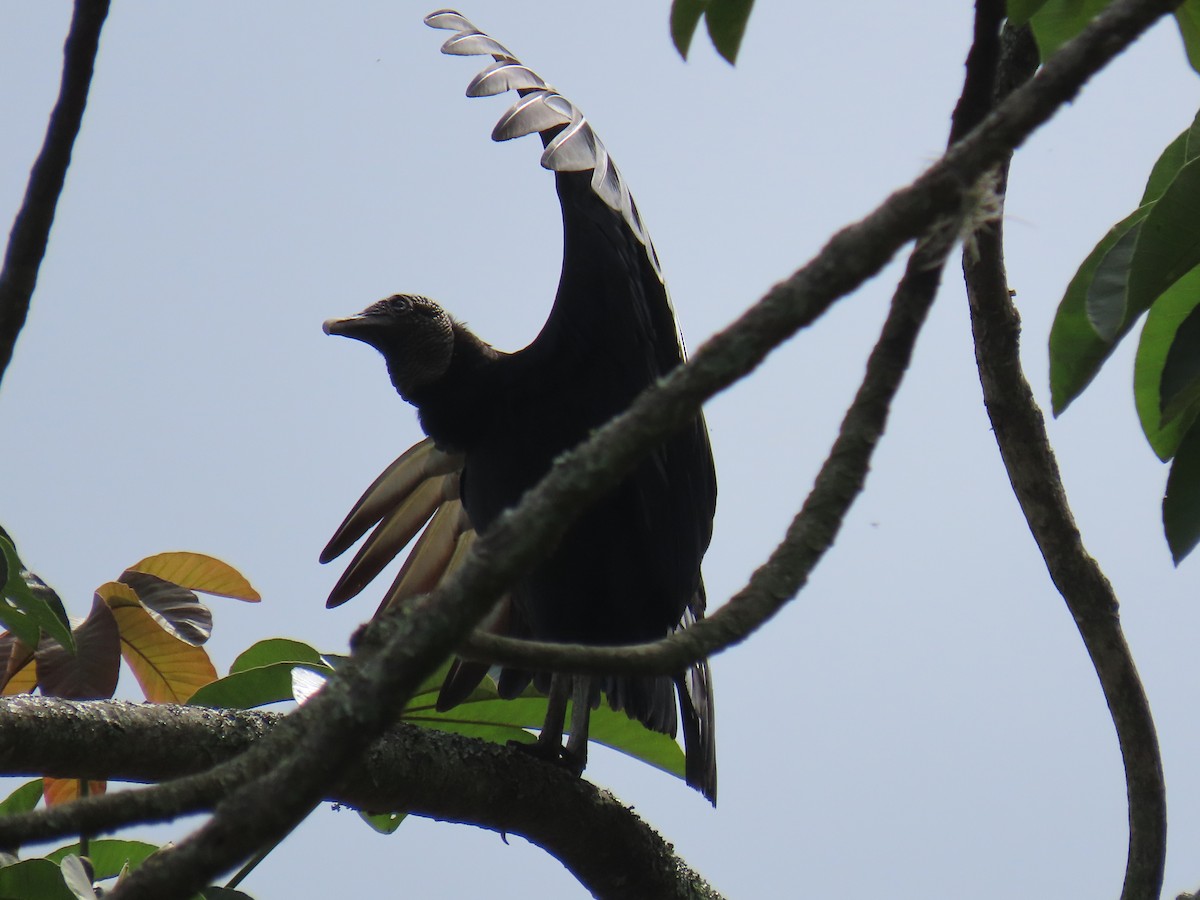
323,294,457,401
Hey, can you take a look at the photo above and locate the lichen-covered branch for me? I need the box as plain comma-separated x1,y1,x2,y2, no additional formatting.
0,696,722,900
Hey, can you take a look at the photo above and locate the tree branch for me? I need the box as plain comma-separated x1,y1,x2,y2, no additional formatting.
0,0,109,388
961,24,1167,900
0,696,721,899
43,2,1170,896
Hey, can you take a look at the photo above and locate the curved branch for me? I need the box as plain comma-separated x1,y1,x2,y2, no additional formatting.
0,0,110,387
961,25,1166,900
101,3,1178,896
0,696,721,899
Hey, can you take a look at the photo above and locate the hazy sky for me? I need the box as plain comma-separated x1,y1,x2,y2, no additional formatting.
3,3,1200,898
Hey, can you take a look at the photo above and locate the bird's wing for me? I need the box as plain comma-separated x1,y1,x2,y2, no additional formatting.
320,437,466,608
424,9,684,363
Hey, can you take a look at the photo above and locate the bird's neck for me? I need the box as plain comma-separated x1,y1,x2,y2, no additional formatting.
408,326,501,452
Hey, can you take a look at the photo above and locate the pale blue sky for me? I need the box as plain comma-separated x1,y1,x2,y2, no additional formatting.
3,3,1200,897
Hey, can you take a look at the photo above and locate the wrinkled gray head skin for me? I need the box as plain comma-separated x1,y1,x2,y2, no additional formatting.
323,293,456,400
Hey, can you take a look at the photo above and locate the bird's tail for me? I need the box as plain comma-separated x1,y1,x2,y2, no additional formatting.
675,593,717,805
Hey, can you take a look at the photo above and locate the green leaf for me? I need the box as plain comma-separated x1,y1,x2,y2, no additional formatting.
358,810,406,834
1008,0,1050,26
1165,424,1200,563
229,639,324,675
188,661,332,709
1085,218,1141,340
1127,157,1200,325
1142,130,1188,206
705,0,755,64
1160,296,1200,425
1088,145,1200,343
0,780,42,817
670,0,707,59
1187,105,1200,162
1053,112,1200,413
407,689,686,778
296,655,689,782
1134,265,1200,458
46,840,158,881
1028,0,1112,60
586,703,687,777
0,536,73,651
1049,205,1151,413
0,858,77,900
1176,0,1200,75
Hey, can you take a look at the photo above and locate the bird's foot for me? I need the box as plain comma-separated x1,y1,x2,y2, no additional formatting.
509,738,585,778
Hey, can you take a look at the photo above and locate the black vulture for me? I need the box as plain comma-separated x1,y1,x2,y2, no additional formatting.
321,9,717,803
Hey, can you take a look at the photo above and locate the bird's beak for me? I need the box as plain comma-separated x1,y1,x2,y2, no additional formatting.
324,313,388,350
322,316,354,336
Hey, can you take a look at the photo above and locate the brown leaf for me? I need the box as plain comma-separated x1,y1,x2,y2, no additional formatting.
35,597,120,700
0,633,36,694
117,571,212,646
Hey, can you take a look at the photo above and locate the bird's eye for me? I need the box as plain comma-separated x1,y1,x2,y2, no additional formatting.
390,295,412,312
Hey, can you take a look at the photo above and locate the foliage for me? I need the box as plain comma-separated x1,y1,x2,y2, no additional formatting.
0,536,691,895
1048,105,1200,561
0,819,255,899
1014,2,1200,562
1013,0,1200,71
669,0,756,62
0,536,259,898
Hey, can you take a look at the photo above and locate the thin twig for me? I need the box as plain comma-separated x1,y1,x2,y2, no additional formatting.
0,0,110,388
961,23,1166,900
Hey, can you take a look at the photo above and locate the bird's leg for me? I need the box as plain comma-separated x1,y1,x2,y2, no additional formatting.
524,671,571,762
562,675,593,776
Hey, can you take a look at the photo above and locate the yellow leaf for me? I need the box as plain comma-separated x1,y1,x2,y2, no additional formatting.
126,552,260,602
44,778,105,806
95,581,139,608
1,635,36,694
2,657,36,695
110,603,217,703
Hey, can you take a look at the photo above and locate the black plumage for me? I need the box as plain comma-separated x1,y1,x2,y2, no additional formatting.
321,10,717,803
